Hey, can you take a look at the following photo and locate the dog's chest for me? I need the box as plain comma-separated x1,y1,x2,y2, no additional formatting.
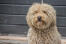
33,32,56,44
28,29,59,44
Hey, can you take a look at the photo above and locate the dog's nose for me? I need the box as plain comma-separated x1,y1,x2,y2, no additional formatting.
37,16,42,21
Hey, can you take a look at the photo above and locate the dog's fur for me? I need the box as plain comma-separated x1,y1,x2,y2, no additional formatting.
26,3,61,44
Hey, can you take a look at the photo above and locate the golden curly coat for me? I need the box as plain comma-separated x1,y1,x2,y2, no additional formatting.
26,3,61,44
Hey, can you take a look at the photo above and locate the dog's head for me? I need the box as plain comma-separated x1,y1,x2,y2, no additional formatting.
26,3,56,29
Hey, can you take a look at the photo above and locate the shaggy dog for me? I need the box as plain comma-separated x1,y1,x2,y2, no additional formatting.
26,3,61,44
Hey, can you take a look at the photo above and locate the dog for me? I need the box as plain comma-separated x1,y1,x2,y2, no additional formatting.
26,3,61,44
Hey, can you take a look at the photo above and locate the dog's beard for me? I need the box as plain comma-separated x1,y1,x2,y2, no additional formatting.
31,19,47,29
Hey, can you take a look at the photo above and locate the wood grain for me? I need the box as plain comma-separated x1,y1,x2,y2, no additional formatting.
0,36,65,44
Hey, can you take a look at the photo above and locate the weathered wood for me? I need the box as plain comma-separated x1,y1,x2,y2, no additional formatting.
62,39,66,44
1,15,66,27
0,36,27,41
0,4,29,15
0,36,65,44
0,25,66,37
0,25,28,34
0,0,66,37
0,0,66,5
0,0,41,5
43,0,66,6
0,5,66,16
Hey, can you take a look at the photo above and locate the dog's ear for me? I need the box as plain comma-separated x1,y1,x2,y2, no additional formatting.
50,18,56,28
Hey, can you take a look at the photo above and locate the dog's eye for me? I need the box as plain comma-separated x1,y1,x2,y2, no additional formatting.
43,11,47,14
35,11,38,13
32,11,38,15
43,11,48,15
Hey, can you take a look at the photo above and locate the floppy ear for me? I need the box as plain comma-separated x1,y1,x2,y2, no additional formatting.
50,20,55,27
26,12,31,27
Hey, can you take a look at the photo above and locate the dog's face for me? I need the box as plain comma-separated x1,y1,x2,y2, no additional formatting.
26,3,56,29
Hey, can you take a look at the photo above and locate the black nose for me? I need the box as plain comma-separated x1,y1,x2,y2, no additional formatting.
37,16,42,21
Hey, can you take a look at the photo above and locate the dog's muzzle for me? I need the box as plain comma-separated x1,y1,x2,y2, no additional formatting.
37,16,42,22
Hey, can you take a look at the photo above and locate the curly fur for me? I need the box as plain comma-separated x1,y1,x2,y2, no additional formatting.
26,3,61,44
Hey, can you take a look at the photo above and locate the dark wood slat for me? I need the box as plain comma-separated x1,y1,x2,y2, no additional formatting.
0,5,66,17
0,0,41,5
0,0,66,5
0,25,28,34
55,6,66,17
7,15,26,24
58,27,66,37
57,17,66,27
0,25,66,36
0,4,29,15
0,15,7,24
43,0,66,6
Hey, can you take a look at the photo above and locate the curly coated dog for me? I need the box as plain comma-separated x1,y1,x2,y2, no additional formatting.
26,3,61,44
